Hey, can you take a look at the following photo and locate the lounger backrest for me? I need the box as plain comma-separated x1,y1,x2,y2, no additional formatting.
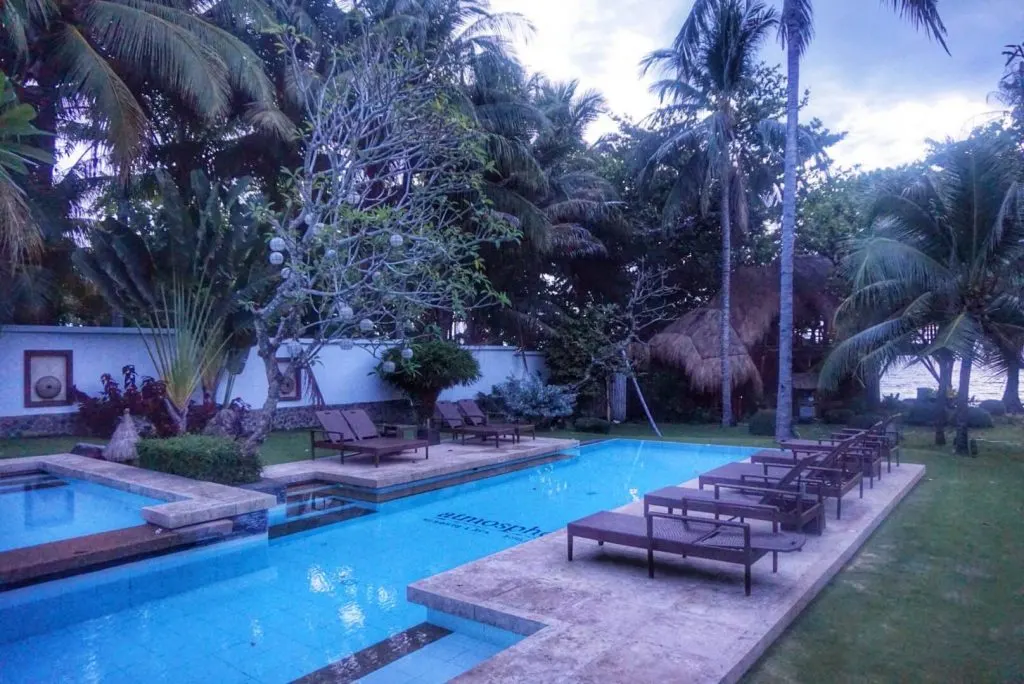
316,410,355,443
457,400,487,426
341,409,380,440
763,433,863,500
434,401,465,428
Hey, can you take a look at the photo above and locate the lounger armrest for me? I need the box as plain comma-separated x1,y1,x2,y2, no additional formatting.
310,429,347,442
712,482,821,502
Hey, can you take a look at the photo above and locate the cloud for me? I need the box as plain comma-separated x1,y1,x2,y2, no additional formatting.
488,0,1019,170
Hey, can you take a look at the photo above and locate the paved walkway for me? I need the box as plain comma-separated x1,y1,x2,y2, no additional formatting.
263,437,578,490
408,463,925,683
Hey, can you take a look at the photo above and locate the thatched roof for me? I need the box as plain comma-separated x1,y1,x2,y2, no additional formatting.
649,256,838,396
648,308,764,395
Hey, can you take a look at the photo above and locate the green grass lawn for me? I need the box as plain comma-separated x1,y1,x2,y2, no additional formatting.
1,421,1021,680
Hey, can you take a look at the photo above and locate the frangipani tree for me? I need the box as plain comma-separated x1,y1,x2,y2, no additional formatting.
243,25,514,455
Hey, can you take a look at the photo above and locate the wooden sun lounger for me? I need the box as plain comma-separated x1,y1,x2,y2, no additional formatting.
644,479,826,535
309,409,428,467
700,438,864,519
567,510,805,595
434,401,513,448
456,399,535,443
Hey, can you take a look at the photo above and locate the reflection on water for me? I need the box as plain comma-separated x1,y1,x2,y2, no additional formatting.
881,361,1006,401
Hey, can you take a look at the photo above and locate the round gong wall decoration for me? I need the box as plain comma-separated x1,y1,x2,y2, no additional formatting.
34,376,63,400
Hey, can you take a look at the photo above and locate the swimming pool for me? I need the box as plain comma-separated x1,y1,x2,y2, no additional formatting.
0,473,162,552
0,439,753,683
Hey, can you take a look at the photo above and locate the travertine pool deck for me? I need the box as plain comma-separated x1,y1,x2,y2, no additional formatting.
263,437,578,492
409,461,926,683
0,453,276,529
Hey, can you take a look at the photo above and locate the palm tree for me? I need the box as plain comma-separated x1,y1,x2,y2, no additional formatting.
642,0,778,426
0,0,289,175
771,0,949,439
0,71,51,266
820,135,1024,454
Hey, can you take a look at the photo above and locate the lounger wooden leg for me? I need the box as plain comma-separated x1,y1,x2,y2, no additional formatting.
648,548,655,578
745,565,751,596
772,552,778,573
567,535,573,561
837,496,842,519
598,541,604,546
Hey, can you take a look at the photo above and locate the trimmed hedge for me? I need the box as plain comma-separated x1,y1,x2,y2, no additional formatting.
849,413,884,430
573,417,612,434
979,400,1006,417
137,435,262,485
823,408,855,425
966,406,995,429
748,410,776,436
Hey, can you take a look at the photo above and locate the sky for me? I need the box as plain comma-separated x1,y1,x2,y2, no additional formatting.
488,0,1023,170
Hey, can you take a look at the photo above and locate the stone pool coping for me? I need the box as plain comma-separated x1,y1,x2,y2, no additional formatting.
0,454,277,529
408,461,926,683
262,437,579,493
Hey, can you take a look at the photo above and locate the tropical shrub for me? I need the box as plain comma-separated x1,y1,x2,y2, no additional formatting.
748,410,777,436
849,413,884,430
73,366,174,438
574,417,611,434
823,409,855,425
967,407,995,429
491,374,576,426
137,435,262,485
979,400,1006,417
378,339,481,423
903,400,946,427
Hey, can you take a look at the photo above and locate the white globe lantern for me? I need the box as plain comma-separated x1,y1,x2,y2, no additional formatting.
269,251,284,266
389,233,404,248
338,338,354,350
269,237,286,252
372,270,384,282
382,360,396,374
286,340,302,356
401,347,414,361
336,303,354,321
359,318,373,332
280,267,292,279
326,249,337,259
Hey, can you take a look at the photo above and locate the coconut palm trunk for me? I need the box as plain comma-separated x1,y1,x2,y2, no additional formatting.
954,355,974,455
720,153,734,427
935,352,954,446
775,32,801,440
1002,344,1024,414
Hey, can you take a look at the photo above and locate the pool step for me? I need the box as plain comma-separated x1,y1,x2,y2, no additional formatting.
268,482,376,538
0,474,66,496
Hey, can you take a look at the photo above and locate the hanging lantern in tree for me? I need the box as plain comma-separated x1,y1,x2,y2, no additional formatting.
336,303,354,321
359,318,373,332
389,233,404,248
280,267,292,279
269,251,285,265
382,360,396,374
401,347,414,360
269,236,286,252
372,270,384,282
338,338,354,350
326,249,337,259
287,340,302,357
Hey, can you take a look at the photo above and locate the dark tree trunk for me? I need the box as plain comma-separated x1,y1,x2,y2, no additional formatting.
954,356,973,455
1003,352,1023,414
775,37,801,441
719,154,734,428
935,353,954,446
242,346,283,459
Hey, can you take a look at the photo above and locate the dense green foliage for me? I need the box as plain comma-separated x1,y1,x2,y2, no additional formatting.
748,409,777,435
137,434,262,485
379,340,481,423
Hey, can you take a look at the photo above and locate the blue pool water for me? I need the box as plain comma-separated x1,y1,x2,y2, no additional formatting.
0,475,162,552
0,440,753,683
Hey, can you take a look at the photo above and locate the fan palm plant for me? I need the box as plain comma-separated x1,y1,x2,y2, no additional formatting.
641,0,778,426
0,71,51,266
770,0,948,439
820,135,1024,454
0,0,289,175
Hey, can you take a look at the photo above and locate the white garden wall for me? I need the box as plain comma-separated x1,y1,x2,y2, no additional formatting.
0,325,546,422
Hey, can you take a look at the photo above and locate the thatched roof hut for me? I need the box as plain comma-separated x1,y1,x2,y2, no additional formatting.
649,256,839,397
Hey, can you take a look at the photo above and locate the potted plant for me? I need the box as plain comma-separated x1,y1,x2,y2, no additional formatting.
377,339,481,443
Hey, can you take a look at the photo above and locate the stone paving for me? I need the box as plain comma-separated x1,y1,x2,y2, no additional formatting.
408,462,926,684
263,437,579,491
0,454,276,529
